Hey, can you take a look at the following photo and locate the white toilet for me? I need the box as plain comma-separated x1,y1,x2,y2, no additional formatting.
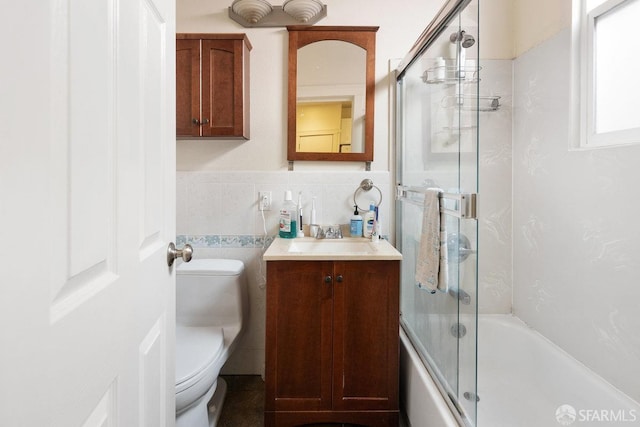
175,259,248,427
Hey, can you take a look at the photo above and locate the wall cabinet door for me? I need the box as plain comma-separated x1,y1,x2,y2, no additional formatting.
265,259,400,426
176,39,200,137
176,34,251,139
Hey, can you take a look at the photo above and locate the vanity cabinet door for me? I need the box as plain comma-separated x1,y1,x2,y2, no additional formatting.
265,261,334,412
265,259,400,426
333,260,400,411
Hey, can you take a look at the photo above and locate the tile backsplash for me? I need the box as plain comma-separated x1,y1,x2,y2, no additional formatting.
176,170,392,375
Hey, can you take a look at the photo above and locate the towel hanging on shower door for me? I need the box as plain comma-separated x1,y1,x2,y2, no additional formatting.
415,188,448,293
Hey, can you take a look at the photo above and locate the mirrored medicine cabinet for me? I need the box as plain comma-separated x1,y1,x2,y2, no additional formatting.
287,26,378,163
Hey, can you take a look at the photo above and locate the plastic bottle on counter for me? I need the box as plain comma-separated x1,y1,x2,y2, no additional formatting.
363,203,376,238
350,205,363,237
279,190,297,239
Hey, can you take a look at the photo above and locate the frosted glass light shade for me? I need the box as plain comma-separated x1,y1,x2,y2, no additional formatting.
283,0,323,23
231,0,273,24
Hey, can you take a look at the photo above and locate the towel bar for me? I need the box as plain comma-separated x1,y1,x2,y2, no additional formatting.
395,185,477,219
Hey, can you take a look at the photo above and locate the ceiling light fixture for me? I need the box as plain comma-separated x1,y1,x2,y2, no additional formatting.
282,0,323,23
228,0,326,27
230,0,273,24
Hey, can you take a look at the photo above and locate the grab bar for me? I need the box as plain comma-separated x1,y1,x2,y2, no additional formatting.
396,185,477,219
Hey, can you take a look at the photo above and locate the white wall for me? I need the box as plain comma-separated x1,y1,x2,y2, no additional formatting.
513,0,571,57
480,0,572,59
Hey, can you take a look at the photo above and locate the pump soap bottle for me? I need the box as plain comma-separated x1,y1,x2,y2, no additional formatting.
350,205,363,237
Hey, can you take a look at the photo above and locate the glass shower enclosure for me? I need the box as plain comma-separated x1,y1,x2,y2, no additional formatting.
395,0,479,425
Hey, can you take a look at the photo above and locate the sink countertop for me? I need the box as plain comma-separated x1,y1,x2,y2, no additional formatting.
263,237,403,261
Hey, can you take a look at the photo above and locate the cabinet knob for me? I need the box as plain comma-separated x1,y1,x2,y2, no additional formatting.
192,118,210,126
336,275,343,283
324,275,332,283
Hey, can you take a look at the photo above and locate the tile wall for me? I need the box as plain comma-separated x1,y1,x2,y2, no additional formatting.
177,170,392,375
513,28,640,403
477,59,513,314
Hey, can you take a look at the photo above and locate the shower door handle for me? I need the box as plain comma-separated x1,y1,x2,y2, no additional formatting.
448,287,471,305
167,242,193,267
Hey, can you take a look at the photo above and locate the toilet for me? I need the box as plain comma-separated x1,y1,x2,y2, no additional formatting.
175,259,248,427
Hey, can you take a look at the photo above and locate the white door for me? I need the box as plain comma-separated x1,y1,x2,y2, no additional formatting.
0,0,176,426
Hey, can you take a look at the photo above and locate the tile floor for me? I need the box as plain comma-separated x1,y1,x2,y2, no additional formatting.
218,375,265,427
216,375,409,427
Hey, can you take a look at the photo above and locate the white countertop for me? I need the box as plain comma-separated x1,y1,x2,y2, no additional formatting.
263,237,403,261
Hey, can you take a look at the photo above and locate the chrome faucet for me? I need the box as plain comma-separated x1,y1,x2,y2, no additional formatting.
315,225,343,239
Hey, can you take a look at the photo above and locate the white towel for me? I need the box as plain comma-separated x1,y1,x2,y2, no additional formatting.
438,222,449,293
415,188,444,292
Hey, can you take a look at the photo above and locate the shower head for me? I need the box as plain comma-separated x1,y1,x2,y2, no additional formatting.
462,34,475,48
450,30,476,48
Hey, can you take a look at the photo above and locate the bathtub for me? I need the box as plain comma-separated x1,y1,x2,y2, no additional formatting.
401,315,640,427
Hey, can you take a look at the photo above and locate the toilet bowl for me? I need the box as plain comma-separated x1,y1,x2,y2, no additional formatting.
175,259,248,427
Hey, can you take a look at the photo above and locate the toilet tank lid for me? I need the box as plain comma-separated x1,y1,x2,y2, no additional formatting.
177,259,244,276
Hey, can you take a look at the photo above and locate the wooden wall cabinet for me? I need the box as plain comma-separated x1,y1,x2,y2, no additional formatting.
265,260,400,427
176,33,251,139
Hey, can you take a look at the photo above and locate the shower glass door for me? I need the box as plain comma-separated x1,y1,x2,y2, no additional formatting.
395,1,479,425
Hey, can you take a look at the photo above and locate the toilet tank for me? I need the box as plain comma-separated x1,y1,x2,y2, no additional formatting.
176,259,248,328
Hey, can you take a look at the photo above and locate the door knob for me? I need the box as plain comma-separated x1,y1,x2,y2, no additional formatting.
167,242,193,267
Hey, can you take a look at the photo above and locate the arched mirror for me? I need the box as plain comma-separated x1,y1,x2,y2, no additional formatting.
287,26,378,162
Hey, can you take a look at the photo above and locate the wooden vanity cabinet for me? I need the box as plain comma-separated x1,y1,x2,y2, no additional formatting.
176,33,251,139
265,260,400,427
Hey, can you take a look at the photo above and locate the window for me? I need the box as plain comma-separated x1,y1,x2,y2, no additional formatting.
572,0,640,148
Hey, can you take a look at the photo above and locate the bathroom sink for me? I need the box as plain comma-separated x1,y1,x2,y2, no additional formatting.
263,237,402,261
288,240,376,254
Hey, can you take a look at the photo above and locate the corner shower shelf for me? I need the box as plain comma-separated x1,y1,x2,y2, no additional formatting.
440,125,477,132
440,94,501,111
422,65,481,84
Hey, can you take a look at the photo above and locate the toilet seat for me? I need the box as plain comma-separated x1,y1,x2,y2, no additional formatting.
175,326,224,397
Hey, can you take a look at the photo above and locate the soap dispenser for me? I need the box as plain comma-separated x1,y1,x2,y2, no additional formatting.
350,205,363,237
